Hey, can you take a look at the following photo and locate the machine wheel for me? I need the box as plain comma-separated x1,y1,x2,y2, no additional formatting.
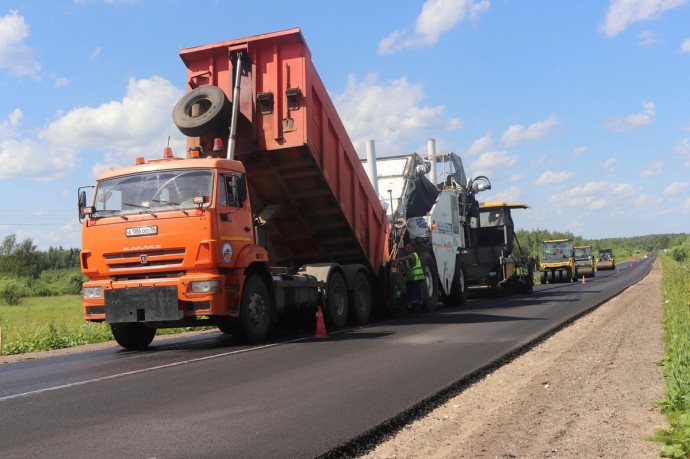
172,85,231,137
540,271,546,284
324,271,348,329
233,275,271,343
349,271,372,324
110,323,156,350
419,250,439,312
445,262,468,305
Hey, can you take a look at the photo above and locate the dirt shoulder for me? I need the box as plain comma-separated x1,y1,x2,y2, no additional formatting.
362,261,666,458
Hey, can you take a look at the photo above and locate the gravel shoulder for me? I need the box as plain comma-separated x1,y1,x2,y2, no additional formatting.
362,260,666,459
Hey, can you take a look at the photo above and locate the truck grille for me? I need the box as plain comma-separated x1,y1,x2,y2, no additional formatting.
104,248,186,271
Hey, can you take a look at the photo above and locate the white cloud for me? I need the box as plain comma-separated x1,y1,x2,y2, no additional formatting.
90,47,101,60
0,108,23,140
501,114,559,146
600,0,689,37
677,138,690,167
467,133,493,156
681,38,690,52
548,180,639,210
572,146,588,158
601,101,655,132
639,30,661,46
639,159,663,177
0,10,41,78
54,77,70,87
468,151,517,176
378,0,490,54
663,181,688,195
510,173,523,182
0,76,185,181
493,186,521,203
603,158,619,173
534,170,572,185
332,73,462,156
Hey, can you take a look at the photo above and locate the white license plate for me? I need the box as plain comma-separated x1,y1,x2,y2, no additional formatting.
126,225,158,237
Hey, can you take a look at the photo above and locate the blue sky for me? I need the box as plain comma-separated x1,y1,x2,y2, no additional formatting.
1,0,689,250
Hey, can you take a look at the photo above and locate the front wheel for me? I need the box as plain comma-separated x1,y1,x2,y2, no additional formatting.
110,323,156,350
445,261,468,305
419,250,439,312
233,275,271,343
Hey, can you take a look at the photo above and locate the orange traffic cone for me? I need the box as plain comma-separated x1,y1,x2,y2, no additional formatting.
581,275,586,284
314,305,328,339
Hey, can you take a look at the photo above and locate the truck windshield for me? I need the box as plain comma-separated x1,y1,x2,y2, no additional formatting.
543,241,573,258
92,169,213,217
574,247,592,257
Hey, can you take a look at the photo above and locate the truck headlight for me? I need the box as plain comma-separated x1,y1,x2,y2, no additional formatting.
190,280,220,293
83,286,103,299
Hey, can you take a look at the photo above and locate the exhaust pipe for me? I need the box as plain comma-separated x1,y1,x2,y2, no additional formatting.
227,52,243,160
365,140,379,195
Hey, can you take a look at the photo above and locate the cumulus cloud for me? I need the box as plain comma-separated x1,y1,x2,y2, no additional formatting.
572,146,588,158
639,30,661,46
534,170,572,185
501,114,559,146
378,0,490,54
681,38,690,52
601,101,655,132
639,159,664,177
547,180,639,210
0,76,185,181
468,151,517,176
332,73,462,156
0,10,41,78
600,0,689,37
663,181,688,195
493,186,521,203
677,138,690,166
603,158,619,173
467,133,493,156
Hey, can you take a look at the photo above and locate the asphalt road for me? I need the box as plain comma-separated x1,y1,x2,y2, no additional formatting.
0,257,653,459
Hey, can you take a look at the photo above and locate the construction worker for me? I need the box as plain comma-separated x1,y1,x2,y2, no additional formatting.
394,243,425,310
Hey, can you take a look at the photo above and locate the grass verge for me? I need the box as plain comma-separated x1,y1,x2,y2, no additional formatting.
654,255,690,457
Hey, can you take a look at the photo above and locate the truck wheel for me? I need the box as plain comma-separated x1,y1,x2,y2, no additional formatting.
324,271,348,329
172,85,231,137
540,271,546,284
233,275,271,343
419,251,439,312
350,271,372,324
445,263,468,305
110,323,156,350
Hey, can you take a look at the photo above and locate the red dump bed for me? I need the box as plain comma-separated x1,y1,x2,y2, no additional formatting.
179,28,388,272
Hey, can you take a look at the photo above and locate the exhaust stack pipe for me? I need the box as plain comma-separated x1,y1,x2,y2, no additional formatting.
227,52,243,160
365,140,379,195
428,139,437,186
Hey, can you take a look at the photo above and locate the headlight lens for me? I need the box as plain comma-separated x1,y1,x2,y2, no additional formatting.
190,280,220,293
83,286,103,299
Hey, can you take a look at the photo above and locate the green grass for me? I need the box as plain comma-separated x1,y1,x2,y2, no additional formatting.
0,295,112,355
0,295,209,355
654,255,690,457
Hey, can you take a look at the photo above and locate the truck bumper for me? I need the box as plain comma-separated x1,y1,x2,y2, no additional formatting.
83,274,239,323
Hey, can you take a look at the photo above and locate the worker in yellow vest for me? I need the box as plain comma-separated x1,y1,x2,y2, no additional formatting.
395,243,425,311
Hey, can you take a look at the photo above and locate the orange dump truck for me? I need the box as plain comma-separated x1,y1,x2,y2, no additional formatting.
78,28,484,349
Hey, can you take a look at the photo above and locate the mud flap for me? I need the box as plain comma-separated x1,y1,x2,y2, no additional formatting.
105,286,181,323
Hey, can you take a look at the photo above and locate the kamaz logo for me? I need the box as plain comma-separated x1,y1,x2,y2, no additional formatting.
123,245,161,252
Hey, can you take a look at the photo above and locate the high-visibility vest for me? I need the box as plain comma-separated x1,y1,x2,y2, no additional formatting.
408,253,425,281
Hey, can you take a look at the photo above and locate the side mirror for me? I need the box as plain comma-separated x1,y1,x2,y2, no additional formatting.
230,173,247,205
77,186,95,222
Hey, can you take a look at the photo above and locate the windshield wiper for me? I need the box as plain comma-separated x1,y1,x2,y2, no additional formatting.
123,202,158,217
93,209,128,220
150,199,189,215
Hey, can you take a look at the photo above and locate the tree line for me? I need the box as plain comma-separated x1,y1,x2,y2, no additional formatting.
0,234,80,279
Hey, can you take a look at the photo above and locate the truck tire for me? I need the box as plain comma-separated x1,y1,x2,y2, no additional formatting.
419,250,439,312
445,262,468,305
172,85,231,137
324,271,348,329
110,323,156,350
233,275,271,343
349,271,372,324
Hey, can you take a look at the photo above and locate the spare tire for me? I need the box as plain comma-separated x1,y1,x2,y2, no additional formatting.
172,85,231,137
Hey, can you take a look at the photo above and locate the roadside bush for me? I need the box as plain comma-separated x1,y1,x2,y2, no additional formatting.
670,246,689,263
0,277,28,305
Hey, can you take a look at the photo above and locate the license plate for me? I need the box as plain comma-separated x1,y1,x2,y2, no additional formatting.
126,225,158,237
